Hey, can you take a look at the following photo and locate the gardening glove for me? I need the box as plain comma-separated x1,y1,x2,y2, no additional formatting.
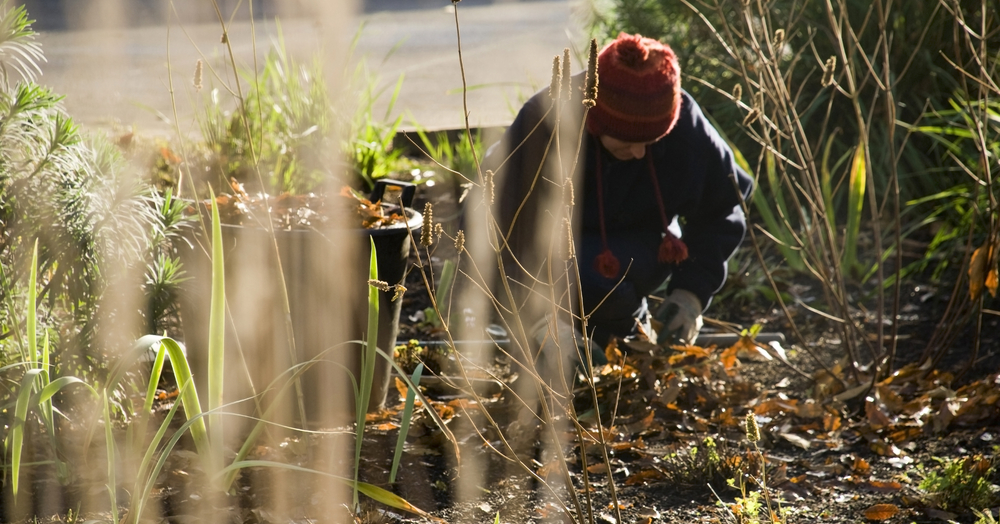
654,289,703,345
530,314,606,378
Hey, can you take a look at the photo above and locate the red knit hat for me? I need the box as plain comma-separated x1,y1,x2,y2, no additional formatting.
586,33,682,143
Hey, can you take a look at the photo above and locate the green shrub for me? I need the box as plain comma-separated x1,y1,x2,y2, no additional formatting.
197,37,334,195
919,455,999,512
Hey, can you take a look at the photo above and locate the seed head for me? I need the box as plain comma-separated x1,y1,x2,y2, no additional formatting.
455,230,465,252
822,56,837,87
368,279,391,292
745,412,761,443
420,202,434,247
549,55,562,101
392,284,406,302
773,29,785,52
583,38,599,108
484,169,495,205
565,218,575,258
562,48,572,100
193,60,203,91
434,223,444,241
732,83,742,102
563,178,575,207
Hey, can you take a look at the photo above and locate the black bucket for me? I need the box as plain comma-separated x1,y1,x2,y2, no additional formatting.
177,180,422,428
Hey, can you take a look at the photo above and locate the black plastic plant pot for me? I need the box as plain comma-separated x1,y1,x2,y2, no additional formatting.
177,180,422,428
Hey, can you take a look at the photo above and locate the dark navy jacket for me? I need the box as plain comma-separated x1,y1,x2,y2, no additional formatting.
485,81,753,342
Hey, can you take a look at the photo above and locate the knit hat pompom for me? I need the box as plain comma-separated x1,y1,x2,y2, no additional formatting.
586,33,682,143
615,34,650,68
595,248,621,279
658,231,688,264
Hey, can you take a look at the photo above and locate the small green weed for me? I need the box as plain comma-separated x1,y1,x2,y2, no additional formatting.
919,455,999,512
660,436,742,490
974,508,998,524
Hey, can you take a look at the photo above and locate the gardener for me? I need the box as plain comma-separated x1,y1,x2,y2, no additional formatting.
482,33,753,366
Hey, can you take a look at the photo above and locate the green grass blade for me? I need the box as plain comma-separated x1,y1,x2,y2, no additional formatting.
131,394,209,519
133,336,210,458
39,331,54,428
218,460,445,523
843,139,867,276
208,188,226,456
36,376,94,405
130,380,188,523
103,390,120,524
142,343,168,417
9,368,43,500
27,238,37,365
390,363,423,483
355,238,380,506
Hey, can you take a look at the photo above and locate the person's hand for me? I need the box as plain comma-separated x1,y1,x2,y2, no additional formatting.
654,289,703,345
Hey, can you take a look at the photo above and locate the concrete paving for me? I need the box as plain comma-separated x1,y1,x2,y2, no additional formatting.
30,0,586,135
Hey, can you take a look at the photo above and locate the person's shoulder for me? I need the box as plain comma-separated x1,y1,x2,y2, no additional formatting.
677,90,710,128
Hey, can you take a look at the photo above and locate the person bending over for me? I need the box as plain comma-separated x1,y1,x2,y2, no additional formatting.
484,33,753,367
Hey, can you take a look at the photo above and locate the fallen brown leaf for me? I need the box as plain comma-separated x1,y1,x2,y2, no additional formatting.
866,400,893,430
863,503,899,521
394,377,408,399
586,462,610,475
862,480,903,493
624,468,663,486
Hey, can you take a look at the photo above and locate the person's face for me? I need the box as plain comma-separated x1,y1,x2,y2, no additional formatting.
599,135,655,160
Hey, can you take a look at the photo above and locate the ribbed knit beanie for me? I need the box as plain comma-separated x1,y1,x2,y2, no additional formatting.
586,33,682,143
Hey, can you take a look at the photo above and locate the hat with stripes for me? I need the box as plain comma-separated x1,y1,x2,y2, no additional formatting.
586,33,682,143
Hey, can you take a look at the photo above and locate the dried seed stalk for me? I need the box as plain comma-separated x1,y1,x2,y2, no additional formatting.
549,55,562,101
583,38,599,108
420,202,434,247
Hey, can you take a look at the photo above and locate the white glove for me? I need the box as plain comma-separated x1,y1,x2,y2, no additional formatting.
656,289,703,345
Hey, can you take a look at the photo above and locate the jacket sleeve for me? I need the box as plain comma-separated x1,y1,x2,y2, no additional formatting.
668,101,754,311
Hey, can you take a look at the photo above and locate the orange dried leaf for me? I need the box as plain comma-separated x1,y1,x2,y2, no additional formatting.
755,398,799,417
668,345,711,365
853,457,871,475
624,469,663,486
720,344,740,374
586,462,610,475
434,404,455,420
863,503,898,521
823,412,842,432
969,245,988,300
365,409,392,423
394,377,408,399
987,266,998,297
863,480,903,493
